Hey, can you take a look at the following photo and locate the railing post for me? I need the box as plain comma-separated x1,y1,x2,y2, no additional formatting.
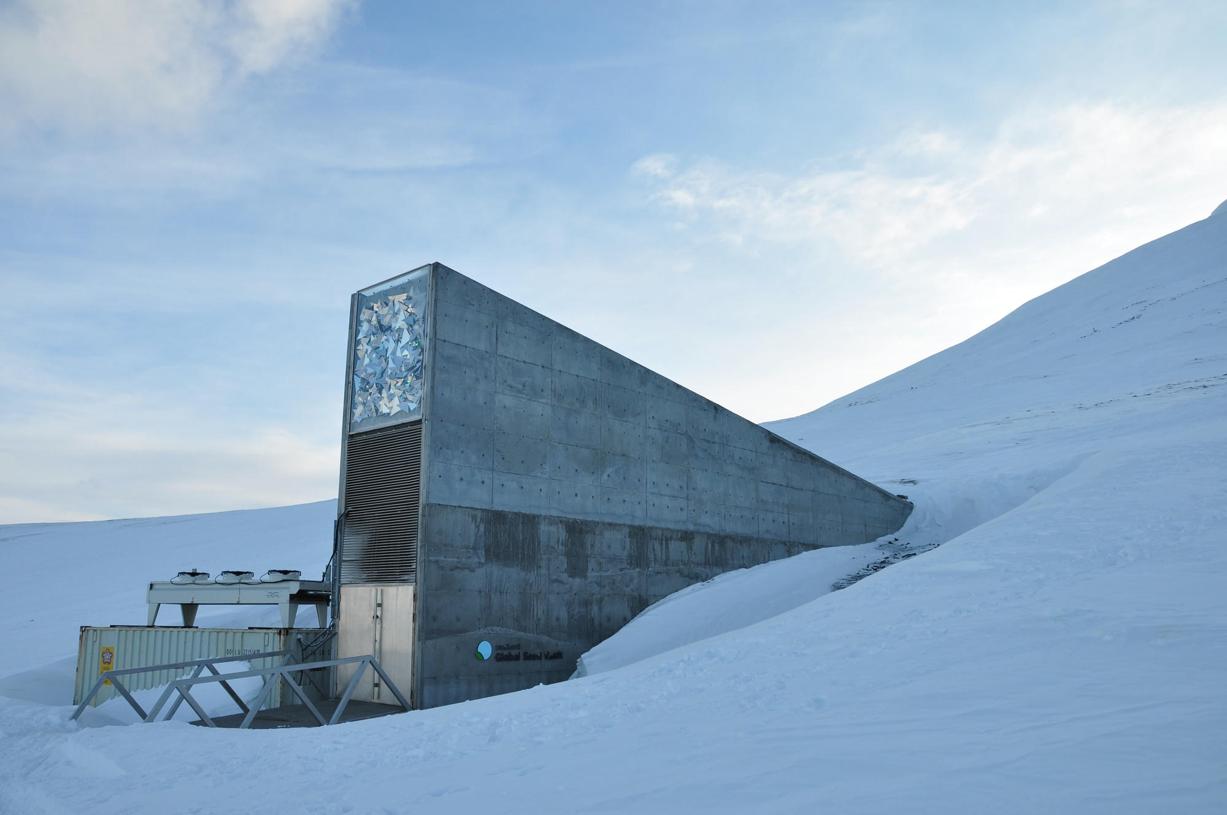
160,663,206,722
281,669,327,726
70,676,107,721
107,677,148,721
367,657,411,711
206,662,249,714
239,675,278,729
329,659,368,725
175,681,215,728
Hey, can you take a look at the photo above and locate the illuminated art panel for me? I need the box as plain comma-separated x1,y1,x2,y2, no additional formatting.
349,268,429,432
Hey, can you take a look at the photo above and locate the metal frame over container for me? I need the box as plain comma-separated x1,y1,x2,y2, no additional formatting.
74,626,320,710
334,263,912,709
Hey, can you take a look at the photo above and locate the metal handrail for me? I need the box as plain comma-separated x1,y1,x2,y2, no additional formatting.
71,649,293,722
72,651,408,729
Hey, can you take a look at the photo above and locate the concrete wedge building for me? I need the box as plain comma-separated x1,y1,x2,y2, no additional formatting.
333,263,912,709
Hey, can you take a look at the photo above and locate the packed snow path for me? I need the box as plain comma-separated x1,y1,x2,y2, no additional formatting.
1,204,1225,813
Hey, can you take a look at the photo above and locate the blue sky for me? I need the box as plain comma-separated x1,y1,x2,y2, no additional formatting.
2,0,1226,522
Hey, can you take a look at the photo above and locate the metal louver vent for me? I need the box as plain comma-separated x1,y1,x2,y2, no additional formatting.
340,421,422,584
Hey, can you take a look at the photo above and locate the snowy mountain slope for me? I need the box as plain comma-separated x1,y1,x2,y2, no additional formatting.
1,205,1225,814
769,201,1227,483
0,500,333,703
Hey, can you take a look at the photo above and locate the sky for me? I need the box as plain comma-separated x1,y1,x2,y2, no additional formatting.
1,0,1226,524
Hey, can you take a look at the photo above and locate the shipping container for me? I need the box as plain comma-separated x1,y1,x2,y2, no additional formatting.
74,626,331,710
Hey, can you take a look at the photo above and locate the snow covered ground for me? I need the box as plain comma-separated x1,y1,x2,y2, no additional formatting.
1,203,1225,813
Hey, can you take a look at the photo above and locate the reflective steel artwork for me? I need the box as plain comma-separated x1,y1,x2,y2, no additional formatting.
350,275,427,430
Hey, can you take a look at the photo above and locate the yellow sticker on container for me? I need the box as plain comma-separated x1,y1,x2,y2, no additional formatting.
99,646,116,685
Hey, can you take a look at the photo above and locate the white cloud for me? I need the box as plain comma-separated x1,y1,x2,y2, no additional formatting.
637,102,1227,277
641,102,1227,294
0,407,341,523
227,0,348,74
629,101,1227,422
0,333,342,523
0,0,351,134
631,153,677,180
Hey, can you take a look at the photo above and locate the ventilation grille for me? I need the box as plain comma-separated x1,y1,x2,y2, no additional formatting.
340,421,422,584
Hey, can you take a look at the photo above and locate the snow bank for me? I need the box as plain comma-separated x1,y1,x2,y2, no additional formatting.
573,538,884,677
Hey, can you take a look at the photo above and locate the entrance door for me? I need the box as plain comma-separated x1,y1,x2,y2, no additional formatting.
336,584,415,706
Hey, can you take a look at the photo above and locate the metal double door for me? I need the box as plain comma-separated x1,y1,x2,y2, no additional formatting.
336,584,415,706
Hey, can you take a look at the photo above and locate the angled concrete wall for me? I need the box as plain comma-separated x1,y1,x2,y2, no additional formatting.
424,265,905,540
413,264,911,708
